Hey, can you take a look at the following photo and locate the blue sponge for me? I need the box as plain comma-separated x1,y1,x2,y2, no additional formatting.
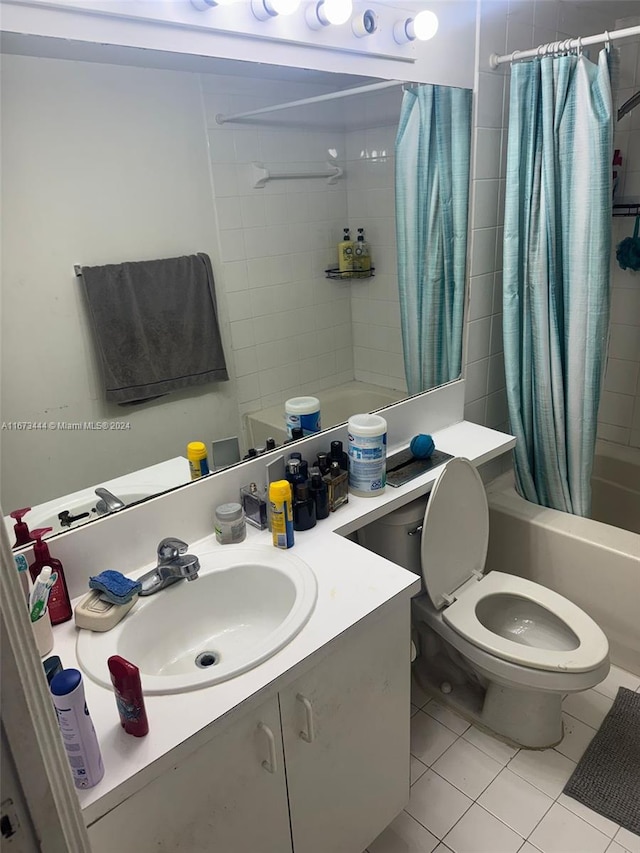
410,433,435,460
89,570,141,605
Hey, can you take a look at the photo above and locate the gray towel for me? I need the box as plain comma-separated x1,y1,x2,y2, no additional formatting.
81,253,228,404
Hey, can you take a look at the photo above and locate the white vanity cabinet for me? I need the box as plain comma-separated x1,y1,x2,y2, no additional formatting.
87,596,410,853
87,693,292,853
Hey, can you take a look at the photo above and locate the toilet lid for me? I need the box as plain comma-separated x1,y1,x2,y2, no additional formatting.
420,457,489,610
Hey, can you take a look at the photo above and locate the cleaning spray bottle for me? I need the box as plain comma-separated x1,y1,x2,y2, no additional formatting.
10,507,33,547
29,528,72,625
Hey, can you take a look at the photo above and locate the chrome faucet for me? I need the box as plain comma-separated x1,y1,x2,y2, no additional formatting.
138,537,201,596
94,487,126,515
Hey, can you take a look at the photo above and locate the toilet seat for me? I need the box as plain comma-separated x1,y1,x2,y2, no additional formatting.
443,571,610,673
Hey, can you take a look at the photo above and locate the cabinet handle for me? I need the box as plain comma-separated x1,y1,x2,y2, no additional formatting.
258,722,277,774
297,693,315,743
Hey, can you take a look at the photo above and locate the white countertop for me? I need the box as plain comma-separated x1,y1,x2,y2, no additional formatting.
48,421,515,825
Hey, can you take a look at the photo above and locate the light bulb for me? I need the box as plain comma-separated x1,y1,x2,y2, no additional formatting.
191,0,237,8
412,10,439,41
306,0,352,29
252,0,300,19
269,0,300,14
322,0,352,25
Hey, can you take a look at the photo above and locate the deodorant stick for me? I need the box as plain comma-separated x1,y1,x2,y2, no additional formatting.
50,668,104,789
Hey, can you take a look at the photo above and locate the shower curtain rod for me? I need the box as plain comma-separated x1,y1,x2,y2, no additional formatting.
490,24,640,68
216,79,405,125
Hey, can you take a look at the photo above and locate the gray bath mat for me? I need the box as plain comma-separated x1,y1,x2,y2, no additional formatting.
563,687,640,836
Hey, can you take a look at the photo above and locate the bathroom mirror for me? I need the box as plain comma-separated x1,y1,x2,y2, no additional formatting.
0,40,471,542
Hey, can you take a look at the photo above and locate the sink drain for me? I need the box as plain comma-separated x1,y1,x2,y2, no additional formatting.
195,651,219,669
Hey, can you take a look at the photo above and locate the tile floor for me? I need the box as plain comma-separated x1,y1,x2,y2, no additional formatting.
367,665,640,853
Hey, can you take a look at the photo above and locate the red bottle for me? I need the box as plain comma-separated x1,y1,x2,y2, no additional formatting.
10,507,33,547
107,656,149,737
28,528,72,624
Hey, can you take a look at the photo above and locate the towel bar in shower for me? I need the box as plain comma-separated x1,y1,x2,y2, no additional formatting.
251,160,343,189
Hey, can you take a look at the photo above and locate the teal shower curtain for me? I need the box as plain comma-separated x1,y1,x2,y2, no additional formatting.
503,51,613,516
395,86,471,394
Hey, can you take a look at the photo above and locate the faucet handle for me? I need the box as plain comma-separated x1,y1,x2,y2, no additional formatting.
157,537,189,561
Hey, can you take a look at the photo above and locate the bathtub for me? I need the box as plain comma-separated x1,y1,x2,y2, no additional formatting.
485,472,640,676
591,440,640,534
244,381,405,449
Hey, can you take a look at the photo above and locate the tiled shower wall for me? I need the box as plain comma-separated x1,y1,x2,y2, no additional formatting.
597,16,640,449
464,0,622,441
345,93,407,393
201,76,407,432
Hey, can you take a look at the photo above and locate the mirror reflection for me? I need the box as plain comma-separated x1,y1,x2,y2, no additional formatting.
0,44,471,545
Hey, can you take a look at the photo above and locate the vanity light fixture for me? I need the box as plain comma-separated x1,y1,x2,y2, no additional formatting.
352,8,378,38
251,0,301,20
305,0,353,30
393,9,439,44
190,0,237,9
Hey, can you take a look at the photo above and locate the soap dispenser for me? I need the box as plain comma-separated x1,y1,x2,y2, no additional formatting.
10,507,33,547
338,227,354,273
29,528,72,625
353,228,371,276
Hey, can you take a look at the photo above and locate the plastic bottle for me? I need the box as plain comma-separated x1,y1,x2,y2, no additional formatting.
285,396,321,438
187,441,210,480
338,227,354,273
269,480,294,549
29,528,72,625
10,507,32,547
353,228,371,276
50,669,104,789
347,413,387,497
107,655,149,737
214,503,246,544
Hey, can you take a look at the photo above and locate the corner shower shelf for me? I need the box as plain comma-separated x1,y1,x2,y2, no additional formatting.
613,199,640,218
325,266,375,280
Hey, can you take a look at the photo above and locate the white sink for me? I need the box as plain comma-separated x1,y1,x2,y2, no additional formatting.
76,547,318,694
28,489,153,534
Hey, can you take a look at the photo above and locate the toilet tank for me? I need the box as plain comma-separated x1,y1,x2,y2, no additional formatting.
356,495,428,575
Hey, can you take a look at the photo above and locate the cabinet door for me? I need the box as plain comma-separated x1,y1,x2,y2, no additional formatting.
280,597,411,853
88,695,292,853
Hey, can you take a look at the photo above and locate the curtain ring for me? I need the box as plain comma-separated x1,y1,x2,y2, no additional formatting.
511,49,520,63
537,43,546,58
576,36,583,57
604,30,611,53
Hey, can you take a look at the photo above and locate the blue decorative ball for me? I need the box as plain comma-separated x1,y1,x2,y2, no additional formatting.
410,434,435,459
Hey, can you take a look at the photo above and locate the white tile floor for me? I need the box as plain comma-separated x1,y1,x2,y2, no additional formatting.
367,665,640,853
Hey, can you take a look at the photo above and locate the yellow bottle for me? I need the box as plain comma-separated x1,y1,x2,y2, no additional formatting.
338,227,354,274
187,441,209,480
269,480,294,549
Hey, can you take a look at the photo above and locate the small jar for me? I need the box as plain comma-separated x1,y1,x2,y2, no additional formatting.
215,502,246,545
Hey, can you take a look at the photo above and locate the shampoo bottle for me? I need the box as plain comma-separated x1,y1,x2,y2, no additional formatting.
338,227,354,273
108,655,149,737
50,669,104,789
29,528,72,625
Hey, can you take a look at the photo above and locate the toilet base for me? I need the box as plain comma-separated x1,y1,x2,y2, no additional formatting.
413,651,565,749
481,682,563,748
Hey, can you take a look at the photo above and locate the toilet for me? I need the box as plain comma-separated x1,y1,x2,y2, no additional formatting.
358,457,610,748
